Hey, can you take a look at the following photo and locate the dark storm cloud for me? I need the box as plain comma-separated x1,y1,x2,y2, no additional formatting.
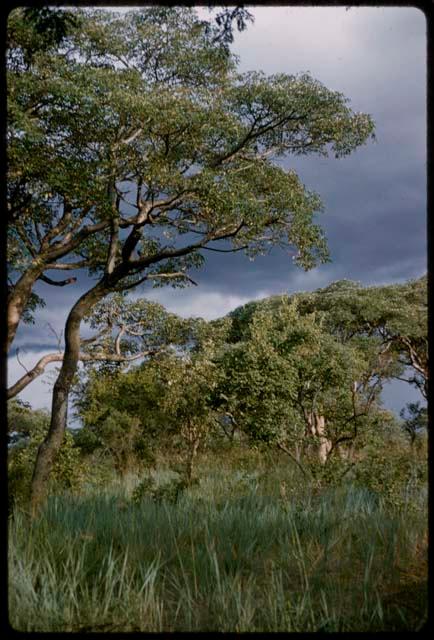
172,5,426,298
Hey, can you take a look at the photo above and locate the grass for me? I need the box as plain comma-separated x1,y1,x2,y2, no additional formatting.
8,459,428,632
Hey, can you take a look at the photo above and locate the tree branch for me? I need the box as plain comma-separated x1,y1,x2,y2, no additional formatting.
201,244,248,253
7,348,158,399
38,274,78,287
105,187,121,275
8,352,64,399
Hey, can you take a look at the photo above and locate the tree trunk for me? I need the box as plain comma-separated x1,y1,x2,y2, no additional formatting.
306,412,331,464
294,442,300,462
315,414,332,464
7,265,43,352
186,437,200,483
30,283,105,516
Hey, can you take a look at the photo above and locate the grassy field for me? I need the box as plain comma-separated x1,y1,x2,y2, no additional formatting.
8,458,428,632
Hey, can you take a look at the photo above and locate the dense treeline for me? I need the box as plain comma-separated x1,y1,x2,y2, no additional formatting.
71,275,427,476
9,274,427,508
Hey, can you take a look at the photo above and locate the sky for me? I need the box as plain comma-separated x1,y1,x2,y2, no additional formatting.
8,5,427,418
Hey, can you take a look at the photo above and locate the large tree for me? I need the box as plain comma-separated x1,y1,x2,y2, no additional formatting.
6,5,253,350
7,6,375,513
292,276,428,399
226,276,427,464
229,276,428,400
217,298,373,468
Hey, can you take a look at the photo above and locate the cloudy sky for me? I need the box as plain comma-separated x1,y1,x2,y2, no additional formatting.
8,5,426,417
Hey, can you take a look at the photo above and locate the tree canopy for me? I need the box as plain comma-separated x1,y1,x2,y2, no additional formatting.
75,275,427,477
7,6,375,351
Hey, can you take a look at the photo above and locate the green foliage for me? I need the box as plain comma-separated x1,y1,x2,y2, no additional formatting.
7,7,81,68
223,276,427,468
76,361,169,446
218,298,367,452
131,474,193,505
399,401,427,445
76,315,232,479
82,294,194,363
353,430,428,511
230,277,427,400
8,398,50,437
8,406,85,512
7,5,375,301
74,408,155,477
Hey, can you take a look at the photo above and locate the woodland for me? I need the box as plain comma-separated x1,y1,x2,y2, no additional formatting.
7,6,428,632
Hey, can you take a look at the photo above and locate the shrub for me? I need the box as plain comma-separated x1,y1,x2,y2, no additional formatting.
353,434,427,510
131,473,194,505
8,411,86,513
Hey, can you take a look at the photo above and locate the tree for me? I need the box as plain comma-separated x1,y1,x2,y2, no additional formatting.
229,275,427,402
74,361,167,473
225,278,429,465
8,399,83,513
156,328,228,482
293,276,428,399
6,5,253,349
75,314,231,481
217,299,371,469
400,401,428,447
7,6,375,513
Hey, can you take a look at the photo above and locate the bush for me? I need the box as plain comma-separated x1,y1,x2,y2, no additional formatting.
353,435,427,510
75,410,156,477
131,473,194,505
8,410,86,513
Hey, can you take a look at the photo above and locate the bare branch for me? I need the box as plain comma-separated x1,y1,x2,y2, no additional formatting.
45,322,63,352
114,325,126,355
8,352,63,398
201,244,248,253
42,201,75,246
7,348,159,399
80,327,112,346
16,348,29,374
38,274,78,287
105,188,121,275
79,350,157,364
114,127,143,147
47,220,109,262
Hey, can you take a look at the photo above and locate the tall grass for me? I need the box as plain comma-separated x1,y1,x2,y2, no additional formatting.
9,466,427,632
